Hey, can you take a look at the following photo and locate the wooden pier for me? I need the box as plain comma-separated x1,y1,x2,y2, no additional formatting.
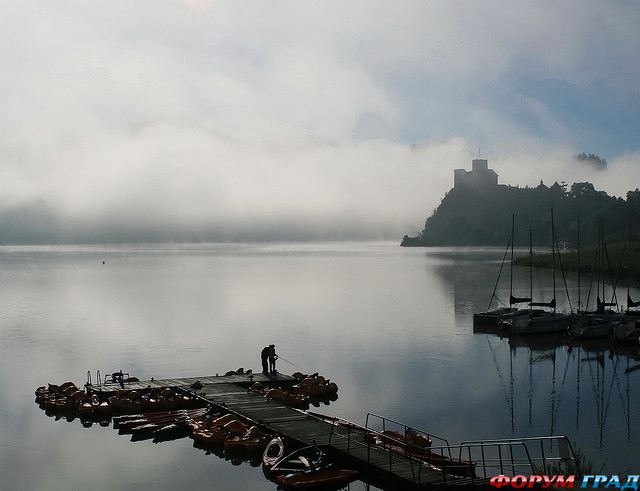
88,373,295,393
88,373,488,489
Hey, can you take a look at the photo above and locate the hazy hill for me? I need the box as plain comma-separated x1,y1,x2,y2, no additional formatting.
402,181,640,247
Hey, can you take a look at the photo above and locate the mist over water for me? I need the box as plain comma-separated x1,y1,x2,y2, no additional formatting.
1,243,638,490
3,3,640,490
2,2,640,243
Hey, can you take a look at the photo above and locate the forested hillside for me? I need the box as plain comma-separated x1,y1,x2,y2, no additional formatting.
402,182,640,247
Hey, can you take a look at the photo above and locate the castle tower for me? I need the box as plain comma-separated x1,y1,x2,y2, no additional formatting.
454,159,498,189
472,159,488,172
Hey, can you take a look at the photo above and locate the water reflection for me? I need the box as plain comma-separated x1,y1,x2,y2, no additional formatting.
470,328,640,472
489,334,638,444
429,246,640,472
1,243,638,490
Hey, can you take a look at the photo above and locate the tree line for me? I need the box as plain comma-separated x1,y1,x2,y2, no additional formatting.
402,181,640,248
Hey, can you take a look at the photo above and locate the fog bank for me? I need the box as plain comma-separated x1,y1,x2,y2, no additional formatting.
1,1,639,243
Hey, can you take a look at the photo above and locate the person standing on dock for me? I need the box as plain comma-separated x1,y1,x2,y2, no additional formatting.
268,344,278,374
261,345,270,375
112,370,125,388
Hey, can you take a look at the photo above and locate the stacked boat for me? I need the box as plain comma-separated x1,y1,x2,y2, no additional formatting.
108,387,202,413
35,381,112,419
34,378,206,425
189,412,273,454
114,407,208,442
249,372,339,409
291,372,339,397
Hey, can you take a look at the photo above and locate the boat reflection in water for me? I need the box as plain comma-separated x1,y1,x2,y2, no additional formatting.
480,329,639,457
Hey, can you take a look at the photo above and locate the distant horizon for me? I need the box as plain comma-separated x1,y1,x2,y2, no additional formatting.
2,2,638,245
0,166,636,245
0,238,402,247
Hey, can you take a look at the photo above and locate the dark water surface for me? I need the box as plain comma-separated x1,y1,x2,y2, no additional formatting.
1,242,638,489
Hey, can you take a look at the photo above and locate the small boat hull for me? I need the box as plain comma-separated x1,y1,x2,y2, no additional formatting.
509,312,572,335
613,320,640,344
263,436,285,468
473,308,517,327
276,468,359,489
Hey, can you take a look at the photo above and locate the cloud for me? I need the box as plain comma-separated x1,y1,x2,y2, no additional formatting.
0,1,639,242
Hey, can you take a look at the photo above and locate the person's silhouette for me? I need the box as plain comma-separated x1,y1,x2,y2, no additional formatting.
268,344,278,374
261,346,270,375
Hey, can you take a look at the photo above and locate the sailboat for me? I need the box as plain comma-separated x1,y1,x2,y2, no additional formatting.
473,215,531,327
570,222,623,339
507,209,573,335
623,219,640,324
612,221,640,343
499,229,547,329
615,290,640,343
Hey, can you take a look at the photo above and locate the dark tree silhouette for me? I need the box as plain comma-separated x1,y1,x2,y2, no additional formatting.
402,180,638,248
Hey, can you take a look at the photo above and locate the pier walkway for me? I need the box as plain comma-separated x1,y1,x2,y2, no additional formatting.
89,373,488,489
194,382,484,489
88,372,296,393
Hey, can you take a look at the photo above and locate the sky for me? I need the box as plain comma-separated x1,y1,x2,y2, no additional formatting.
1,0,639,242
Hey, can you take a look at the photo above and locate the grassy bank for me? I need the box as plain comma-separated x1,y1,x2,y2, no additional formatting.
513,242,640,285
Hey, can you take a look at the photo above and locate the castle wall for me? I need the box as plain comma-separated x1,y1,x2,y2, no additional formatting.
453,160,498,189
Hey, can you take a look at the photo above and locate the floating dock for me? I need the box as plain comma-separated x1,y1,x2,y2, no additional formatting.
87,372,297,393
88,373,502,489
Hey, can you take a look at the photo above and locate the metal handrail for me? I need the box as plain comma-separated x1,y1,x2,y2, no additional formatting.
365,412,450,446
461,435,572,445
365,412,453,463
312,411,577,485
317,413,422,478
460,435,580,475
319,413,487,483
102,371,131,384
413,440,535,484
87,370,104,387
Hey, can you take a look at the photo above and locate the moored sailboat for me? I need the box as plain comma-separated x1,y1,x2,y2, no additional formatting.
571,222,623,339
506,209,573,335
613,222,640,343
474,215,531,327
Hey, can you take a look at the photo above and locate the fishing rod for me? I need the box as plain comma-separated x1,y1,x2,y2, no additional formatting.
276,354,302,369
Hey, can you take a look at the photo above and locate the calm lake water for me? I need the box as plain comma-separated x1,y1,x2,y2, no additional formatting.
1,242,638,490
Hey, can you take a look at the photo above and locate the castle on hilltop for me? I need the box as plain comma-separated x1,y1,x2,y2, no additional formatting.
453,159,498,189
402,155,640,248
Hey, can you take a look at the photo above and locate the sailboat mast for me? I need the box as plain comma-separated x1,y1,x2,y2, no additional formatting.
551,208,556,313
510,213,515,307
601,222,605,310
596,222,601,309
577,216,581,312
529,229,533,311
628,218,631,312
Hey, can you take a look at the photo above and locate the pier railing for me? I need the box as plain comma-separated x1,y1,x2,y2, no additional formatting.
457,436,581,477
91,371,132,386
317,413,579,486
320,413,433,482
365,412,451,448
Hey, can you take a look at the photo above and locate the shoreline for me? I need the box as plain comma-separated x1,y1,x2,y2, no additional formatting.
513,243,640,286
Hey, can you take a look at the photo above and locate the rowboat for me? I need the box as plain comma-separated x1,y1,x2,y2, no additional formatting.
263,439,359,489
276,468,359,489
